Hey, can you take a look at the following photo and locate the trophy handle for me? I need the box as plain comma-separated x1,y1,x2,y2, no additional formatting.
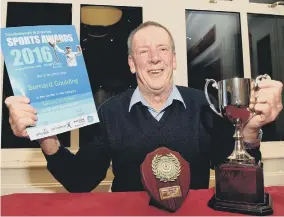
204,79,222,117
255,74,271,88
244,74,271,125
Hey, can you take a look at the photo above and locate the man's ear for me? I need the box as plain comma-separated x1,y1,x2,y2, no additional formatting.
128,55,136,74
173,53,177,71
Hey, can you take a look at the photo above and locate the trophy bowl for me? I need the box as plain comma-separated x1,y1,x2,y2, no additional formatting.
204,74,270,163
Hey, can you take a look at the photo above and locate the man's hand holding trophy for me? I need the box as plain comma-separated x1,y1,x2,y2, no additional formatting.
205,74,283,215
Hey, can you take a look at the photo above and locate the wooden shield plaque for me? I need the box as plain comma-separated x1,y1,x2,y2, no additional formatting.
140,147,190,212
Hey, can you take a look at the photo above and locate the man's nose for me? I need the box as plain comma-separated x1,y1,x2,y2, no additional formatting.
149,49,161,63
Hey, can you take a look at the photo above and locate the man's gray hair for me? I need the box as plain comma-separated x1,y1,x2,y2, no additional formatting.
127,21,176,55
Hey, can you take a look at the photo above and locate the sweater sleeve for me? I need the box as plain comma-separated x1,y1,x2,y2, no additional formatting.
44,110,111,192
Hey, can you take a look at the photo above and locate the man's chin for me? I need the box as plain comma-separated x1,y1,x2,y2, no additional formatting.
149,85,164,91
148,85,169,94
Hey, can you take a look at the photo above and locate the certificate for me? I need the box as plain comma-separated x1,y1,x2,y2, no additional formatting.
1,25,99,140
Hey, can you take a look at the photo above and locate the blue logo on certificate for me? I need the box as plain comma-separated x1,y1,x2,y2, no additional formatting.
1,25,99,140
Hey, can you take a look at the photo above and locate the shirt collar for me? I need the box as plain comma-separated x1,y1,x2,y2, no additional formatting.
129,85,186,112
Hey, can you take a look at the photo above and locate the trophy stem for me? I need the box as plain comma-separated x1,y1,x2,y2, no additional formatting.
227,118,255,164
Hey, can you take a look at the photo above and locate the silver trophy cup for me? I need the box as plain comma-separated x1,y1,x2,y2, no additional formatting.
204,74,270,164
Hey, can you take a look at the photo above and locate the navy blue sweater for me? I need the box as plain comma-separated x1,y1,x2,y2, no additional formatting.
45,86,261,192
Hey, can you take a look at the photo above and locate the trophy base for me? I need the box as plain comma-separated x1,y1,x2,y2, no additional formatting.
208,193,273,216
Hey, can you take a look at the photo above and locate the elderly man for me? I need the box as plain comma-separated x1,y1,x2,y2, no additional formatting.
5,21,283,192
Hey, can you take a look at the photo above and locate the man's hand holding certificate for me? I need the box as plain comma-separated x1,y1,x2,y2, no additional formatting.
1,25,99,140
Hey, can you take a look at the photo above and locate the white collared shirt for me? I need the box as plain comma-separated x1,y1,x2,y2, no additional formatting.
129,86,186,121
